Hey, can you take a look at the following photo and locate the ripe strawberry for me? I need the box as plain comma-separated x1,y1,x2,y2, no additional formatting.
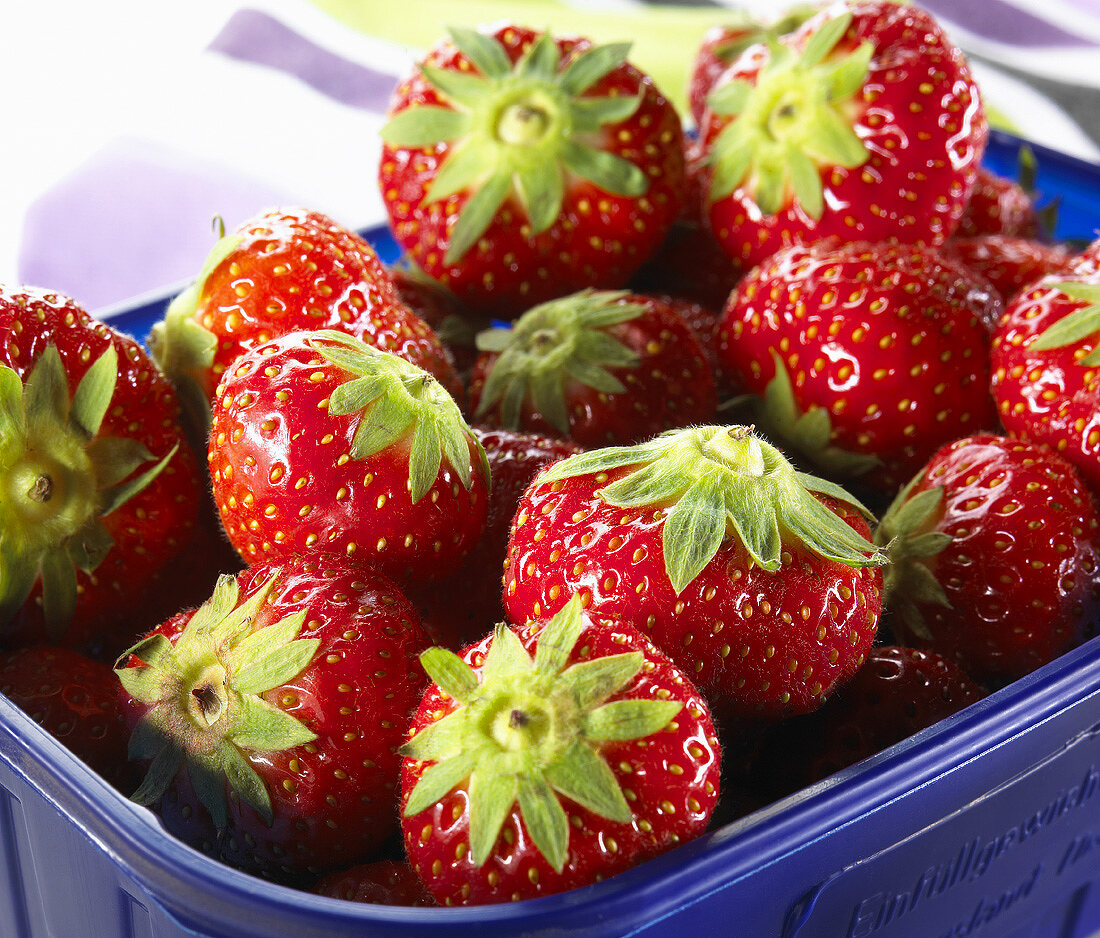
503,425,887,725
406,427,579,649
400,594,721,905
716,241,1001,497
940,235,1072,305
0,286,200,653
875,434,1100,684
468,289,718,447
1,645,135,791
149,207,463,437
954,157,1048,241
990,251,1100,493
379,23,685,319
209,330,489,585
313,859,435,907
115,554,431,881
698,0,986,270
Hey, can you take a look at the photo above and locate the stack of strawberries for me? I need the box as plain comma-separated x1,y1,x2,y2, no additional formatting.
3,0,1100,911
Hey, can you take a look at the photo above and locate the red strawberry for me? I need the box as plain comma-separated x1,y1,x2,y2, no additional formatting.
875,434,1100,684
313,860,435,906
115,554,431,882
209,330,489,585
149,207,463,437
954,162,1043,241
698,0,986,270
940,235,1072,305
1,645,135,791
379,23,685,319
399,595,721,905
716,241,1001,497
468,289,718,447
503,425,887,726
990,249,1100,493
0,286,200,654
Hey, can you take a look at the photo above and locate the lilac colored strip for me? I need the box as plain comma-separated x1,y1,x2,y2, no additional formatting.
921,0,1096,47
207,8,398,110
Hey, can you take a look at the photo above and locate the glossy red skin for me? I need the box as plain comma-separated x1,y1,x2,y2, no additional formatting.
379,24,686,320
503,466,883,725
209,331,489,585
175,208,461,402
407,428,580,649
118,555,431,881
468,293,719,448
716,241,1001,495
0,287,200,653
888,434,1100,684
400,615,721,905
0,645,136,791
991,252,1100,494
698,0,986,271
941,235,1072,305
954,166,1041,240
314,859,435,906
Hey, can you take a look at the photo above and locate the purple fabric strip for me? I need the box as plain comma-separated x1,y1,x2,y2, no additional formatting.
921,0,1097,47
207,8,398,110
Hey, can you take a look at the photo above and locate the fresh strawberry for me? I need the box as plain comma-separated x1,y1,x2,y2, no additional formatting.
1,645,135,791
752,645,985,799
209,330,489,585
149,207,463,437
940,235,1072,305
468,289,717,447
716,241,1001,497
379,23,685,319
698,0,986,270
875,434,1100,684
115,554,431,882
399,594,721,905
406,427,580,649
503,425,887,726
954,153,1050,241
313,859,435,907
0,286,201,654
990,250,1100,493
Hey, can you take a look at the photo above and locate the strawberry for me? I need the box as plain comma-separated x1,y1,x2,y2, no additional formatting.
940,234,1072,305
468,289,718,447
378,23,685,319
875,434,1100,684
399,594,721,905
115,554,431,882
954,146,1055,240
149,207,463,438
1,645,135,791
716,240,1001,498
313,859,435,906
698,0,986,270
209,329,490,585
990,250,1100,493
0,286,200,654
502,425,887,726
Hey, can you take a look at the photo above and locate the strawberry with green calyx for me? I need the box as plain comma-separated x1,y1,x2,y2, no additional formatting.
210,329,489,585
469,289,717,447
379,23,685,319
699,0,986,271
503,425,887,725
400,593,720,906
115,555,431,881
0,286,200,653
875,434,1100,685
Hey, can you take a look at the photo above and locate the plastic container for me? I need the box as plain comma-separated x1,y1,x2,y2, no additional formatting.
4,130,1100,938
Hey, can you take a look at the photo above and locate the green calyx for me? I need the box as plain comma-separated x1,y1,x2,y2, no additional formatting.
1030,281,1100,366
874,474,954,640
539,424,887,594
705,10,872,218
309,331,487,503
474,289,644,435
401,594,680,872
0,345,178,638
709,5,818,67
114,571,320,828
381,27,650,264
